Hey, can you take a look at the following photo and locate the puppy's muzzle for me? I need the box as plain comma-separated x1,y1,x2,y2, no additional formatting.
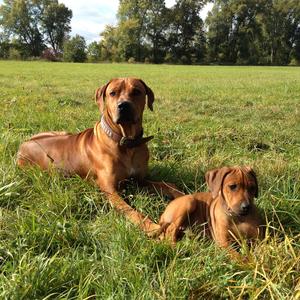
239,202,251,216
116,101,135,124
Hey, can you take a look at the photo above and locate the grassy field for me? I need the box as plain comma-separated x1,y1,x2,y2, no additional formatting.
0,61,299,299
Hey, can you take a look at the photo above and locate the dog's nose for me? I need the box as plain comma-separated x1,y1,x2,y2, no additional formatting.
240,202,250,214
118,101,131,112
116,101,135,124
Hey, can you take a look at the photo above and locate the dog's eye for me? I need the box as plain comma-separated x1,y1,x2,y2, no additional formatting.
132,88,141,96
229,184,238,191
109,91,116,97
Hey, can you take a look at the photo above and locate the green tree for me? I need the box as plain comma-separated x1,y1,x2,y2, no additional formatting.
294,27,300,63
0,0,44,57
99,25,120,61
143,0,168,63
87,41,101,62
0,0,72,58
115,18,143,61
258,0,300,64
206,2,232,63
40,1,72,55
0,32,10,58
206,0,300,65
167,0,207,64
116,0,150,62
228,1,262,64
102,0,207,63
63,34,86,62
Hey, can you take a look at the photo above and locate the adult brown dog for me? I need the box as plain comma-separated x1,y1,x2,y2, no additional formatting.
159,166,263,257
17,78,183,236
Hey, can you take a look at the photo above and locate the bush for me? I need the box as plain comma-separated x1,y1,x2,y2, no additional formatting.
164,52,175,64
289,58,300,66
179,55,189,64
0,41,10,59
8,48,21,60
63,35,87,63
41,48,60,61
128,57,135,64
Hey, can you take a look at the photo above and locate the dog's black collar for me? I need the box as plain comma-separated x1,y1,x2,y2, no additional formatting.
100,116,154,148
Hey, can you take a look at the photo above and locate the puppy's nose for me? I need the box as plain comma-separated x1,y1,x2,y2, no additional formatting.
240,202,250,214
118,101,131,112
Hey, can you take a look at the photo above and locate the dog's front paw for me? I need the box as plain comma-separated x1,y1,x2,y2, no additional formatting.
145,223,163,238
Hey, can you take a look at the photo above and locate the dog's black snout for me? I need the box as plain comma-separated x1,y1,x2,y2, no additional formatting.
240,202,250,214
116,101,135,124
118,101,131,112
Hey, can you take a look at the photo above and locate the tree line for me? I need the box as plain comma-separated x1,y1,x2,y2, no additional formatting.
1,0,300,65
0,0,72,60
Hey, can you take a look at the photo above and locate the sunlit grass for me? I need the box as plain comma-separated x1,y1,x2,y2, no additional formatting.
0,61,299,299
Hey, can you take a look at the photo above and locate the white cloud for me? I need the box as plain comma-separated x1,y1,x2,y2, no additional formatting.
201,3,214,20
59,0,119,43
165,1,213,20
165,0,176,8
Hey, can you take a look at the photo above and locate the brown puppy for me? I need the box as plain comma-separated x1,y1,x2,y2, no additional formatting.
17,78,183,236
159,166,262,257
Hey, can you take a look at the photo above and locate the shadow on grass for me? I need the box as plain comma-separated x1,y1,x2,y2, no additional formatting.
148,162,206,194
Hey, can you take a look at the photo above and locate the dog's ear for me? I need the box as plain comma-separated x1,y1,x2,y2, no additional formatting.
95,80,111,113
139,79,154,111
205,167,232,198
244,166,259,198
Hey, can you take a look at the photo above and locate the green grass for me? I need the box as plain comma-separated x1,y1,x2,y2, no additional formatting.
0,61,299,299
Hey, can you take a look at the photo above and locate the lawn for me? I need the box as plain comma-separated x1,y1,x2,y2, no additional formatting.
0,61,299,299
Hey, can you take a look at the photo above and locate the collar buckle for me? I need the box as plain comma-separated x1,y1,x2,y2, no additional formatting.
119,137,131,147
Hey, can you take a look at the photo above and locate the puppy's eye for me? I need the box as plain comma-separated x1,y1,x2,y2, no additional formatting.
132,88,141,96
110,91,116,96
229,184,238,191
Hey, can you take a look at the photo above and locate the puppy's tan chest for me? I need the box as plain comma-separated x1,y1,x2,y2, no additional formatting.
230,220,260,240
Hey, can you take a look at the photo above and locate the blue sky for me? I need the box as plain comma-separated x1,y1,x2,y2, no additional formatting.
0,0,213,43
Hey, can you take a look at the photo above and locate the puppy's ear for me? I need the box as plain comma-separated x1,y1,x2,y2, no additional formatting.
205,169,218,198
139,79,154,111
95,80,111,113
205,167,231,198
244,166,259,198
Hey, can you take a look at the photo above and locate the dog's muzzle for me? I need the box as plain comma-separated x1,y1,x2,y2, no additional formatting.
116,101,135,124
